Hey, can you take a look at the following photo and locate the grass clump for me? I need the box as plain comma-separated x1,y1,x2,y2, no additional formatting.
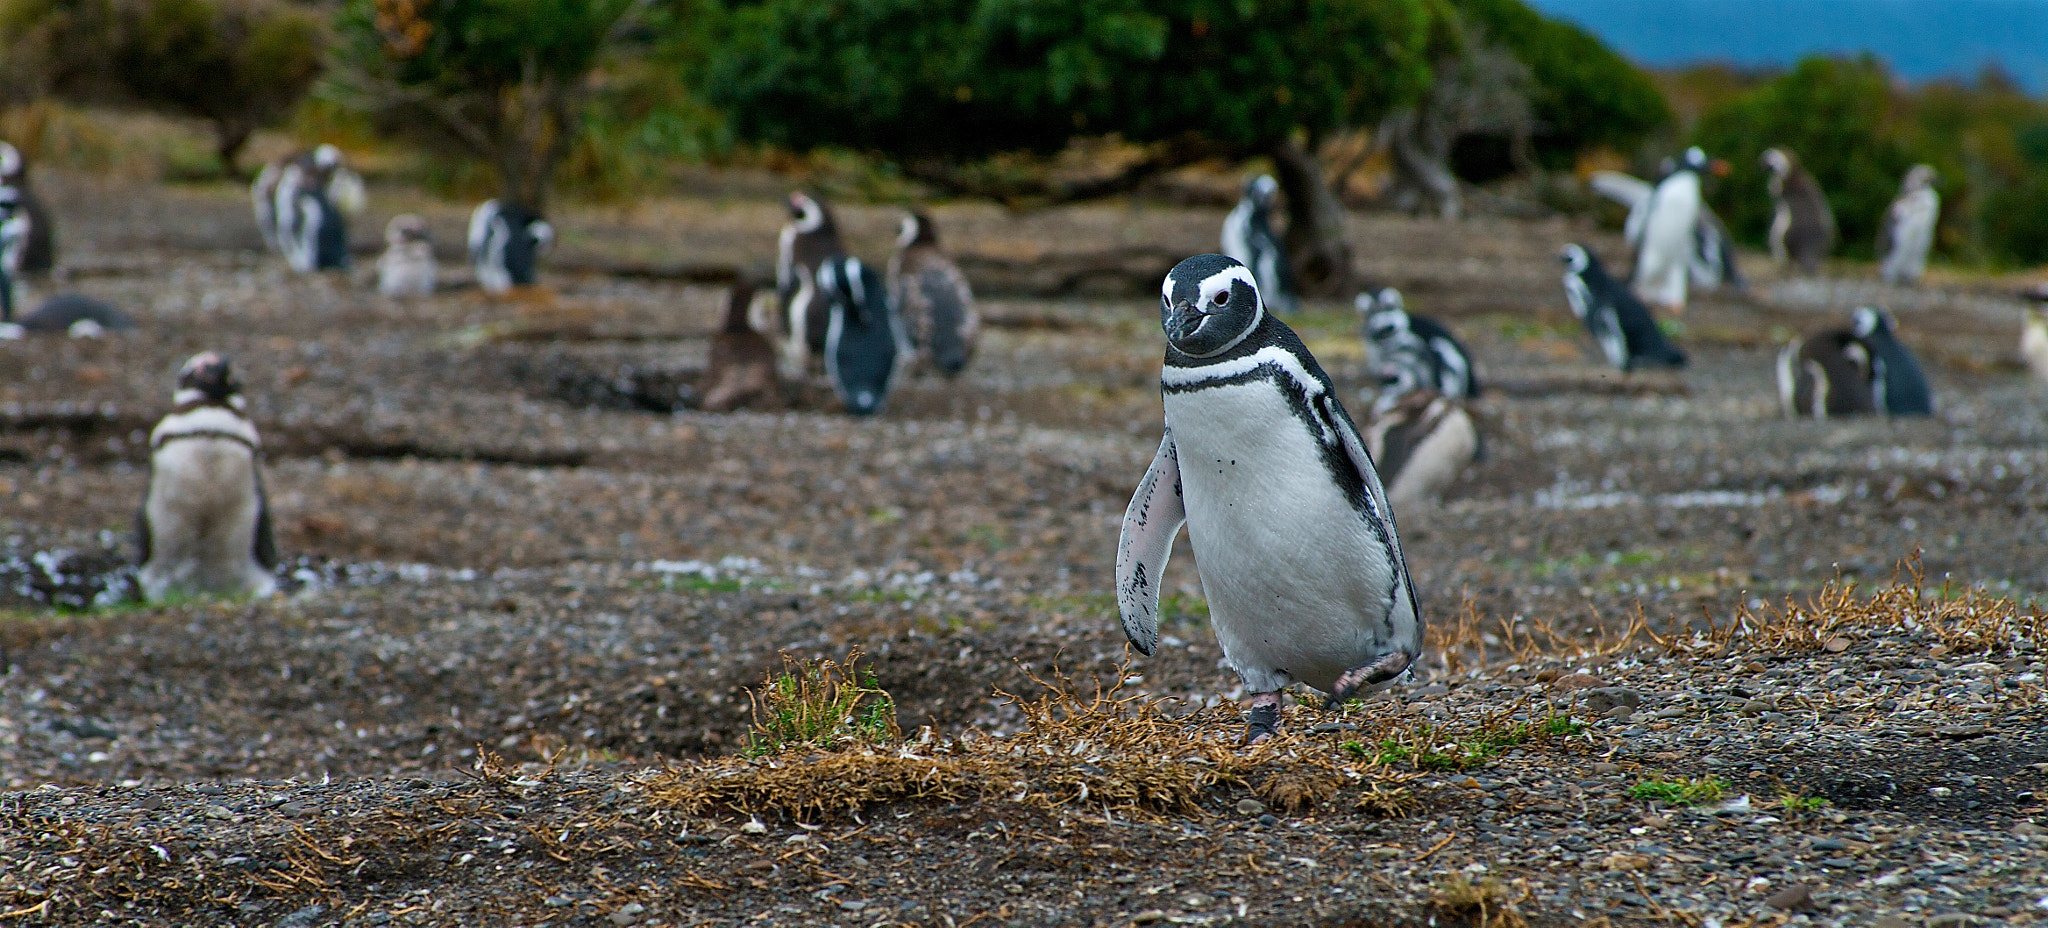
1340,710,1588,772
1431,873,1528,928
1628,775,1729,806
1776,790,1830,813
742,650,900,757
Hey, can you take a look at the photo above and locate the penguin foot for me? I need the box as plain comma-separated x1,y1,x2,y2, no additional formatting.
1325,651,1418,709
1243,693,1283,745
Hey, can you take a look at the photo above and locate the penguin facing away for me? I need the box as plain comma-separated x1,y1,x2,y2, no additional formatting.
1776,330,1876,419
1220,175,1298,314
1117,254,1422,745
888,210,980,377
138,352,278,603
778,191,846,369
1878,165,1940,286
1849,306,1933,416
1356,287,1479,413
468,199,553,294
702,282,781,413
0,141,55,275
0,182,21,320
1364,390,1479,510
1762,148,1836,273
817,255,905,416
377,214,438,297
1560,244,1687,371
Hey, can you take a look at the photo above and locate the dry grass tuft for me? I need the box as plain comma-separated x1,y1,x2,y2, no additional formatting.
1354,782,1419,818
1431,596,1652,673
1254,769,1340,814
1658,559,2045,657
1431,873,1530,928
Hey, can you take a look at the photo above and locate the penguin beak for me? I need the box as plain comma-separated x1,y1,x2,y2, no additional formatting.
1710,159,1731,177
1163,298,1205,343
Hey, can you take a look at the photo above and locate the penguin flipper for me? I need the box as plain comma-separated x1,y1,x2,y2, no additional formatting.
252,466,278,571
1115,433,1185,656
1324,393,1424,667
134,500,152,568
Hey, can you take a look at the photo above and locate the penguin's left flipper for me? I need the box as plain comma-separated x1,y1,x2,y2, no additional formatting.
252,468,278,571
134,502,151,567
1321,393,1423,707
1114,433,1185,656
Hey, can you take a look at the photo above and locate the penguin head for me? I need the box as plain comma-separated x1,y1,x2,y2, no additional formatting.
897,210,937,249
385,214,431,246
1245,175,1279,207
1354,286,1403,317
313,144,343,170
1160,254,1264,358
1560,243,1593,275
1761,148,1792,177
1679,147,1709,172
788,192,831,233
0,142,19,179
1903,164,1938,192
526,217,554,257
176,352,243,407
1850,306,1894,340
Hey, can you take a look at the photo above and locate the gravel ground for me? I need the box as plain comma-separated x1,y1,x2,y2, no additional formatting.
1,173,2045,926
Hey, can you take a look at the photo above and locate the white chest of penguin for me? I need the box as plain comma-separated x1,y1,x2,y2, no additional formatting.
1162,375,1392,693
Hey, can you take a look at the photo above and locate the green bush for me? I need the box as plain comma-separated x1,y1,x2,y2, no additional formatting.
1452,0,1670,165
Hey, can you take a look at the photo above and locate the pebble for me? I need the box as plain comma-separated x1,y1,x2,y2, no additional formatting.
1765,884,1814,911
1236,799,1265,816
609,902,645,925
1580,687,1643,713
837,900,866,912
1131,910,1168,925
278,904,327,928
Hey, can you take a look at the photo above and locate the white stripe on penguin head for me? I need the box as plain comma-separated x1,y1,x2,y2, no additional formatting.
1190,264,1264,358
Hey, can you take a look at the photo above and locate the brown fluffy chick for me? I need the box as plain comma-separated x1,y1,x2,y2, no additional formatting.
888,211,979,377
702,283,779,412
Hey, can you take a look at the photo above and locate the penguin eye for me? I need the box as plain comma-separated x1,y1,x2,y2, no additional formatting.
1213,290,1229,306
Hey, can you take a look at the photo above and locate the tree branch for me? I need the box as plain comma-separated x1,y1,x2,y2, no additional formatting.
900,135,1236,210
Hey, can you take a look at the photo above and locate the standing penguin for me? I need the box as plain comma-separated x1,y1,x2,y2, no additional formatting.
1627,148,1714,314
888,210,979,377
1590,156,1742,298
1220,176,1298,314
817,255,905,416
137,352,278,602
702,282,780,413
467,199,553,294
253,144,362,264
2021,293,2048,384
1848,306,1933,415
278,181,350,273
0,184,132,337
376,214,438,297
0,141,55,276
1364,390,1479,510
1560,244,1687,371
1776,329,1876,419
1878,165,1940,286
1762,148,1836,273
777,192,846,369
1116,254,1422,744
1356,287,1479,412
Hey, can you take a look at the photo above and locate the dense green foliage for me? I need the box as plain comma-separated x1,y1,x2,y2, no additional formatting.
706,0,1444,159
1452,0,1669,165
0,0,323,170
1692,55,2048,266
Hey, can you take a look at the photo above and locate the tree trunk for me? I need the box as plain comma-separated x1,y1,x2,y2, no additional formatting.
1377,108,1461,220
1268,137,1353,298
214,121,252,179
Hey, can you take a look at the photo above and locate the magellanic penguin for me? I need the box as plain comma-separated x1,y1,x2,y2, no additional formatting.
777,192,846,369
1848,306,1933,416
2021,292,2048,384
1117,254,1422,744
702,282,781,413
1878,165,1940,286
817,255,905,416
1762,148,1836,273
0,141,55,276
137,352,278,603
888,210,979,377
1775,329,1876,419
376,214,438,298
1589,158,1742,297
1220,175,1298,314
0,293,136,340
277,176,350,273
253,144,361,269
1624,148,1717,314
1356,287,1479,414
1560,244,1687,371
467,199,553,294
1364,390,1479,510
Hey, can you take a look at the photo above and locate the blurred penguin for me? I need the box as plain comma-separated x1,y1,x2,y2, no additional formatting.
0,185,131,338
817,255,905,416
1356,287,1478,413
468,199,553,294
138,352,278,602
1560,244,1686,371
1762,148,1835,273
702,282,780,413
0,141,55,276
1589,154,1742,298
888,210,979,378
2021,287,2048,384
376,214,438,297
253,144,362,265
1776,329,1876,419
1221,175,1297,313
1627,147,1715,314
1364,390,1478,510
778,191,845,370
1878,165,1939,286
1850,307,1933,416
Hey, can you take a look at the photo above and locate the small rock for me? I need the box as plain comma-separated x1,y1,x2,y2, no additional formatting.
741,818,768,834
278,904,327,928
1765,883,1814,911
1935,724,1990,740
837,900,867,912
1257,814,1279,827
1604,706,1635,722
1924,915,1974,928
1178,893,1209,909
1590,762,1621,775
1602,852,1651,872
1823,637,1851,653
1131,910,1168,926
1820,857,1855,868
1308,722,1357,733
2013,821,2043,839
1236,799,1266,816
1580,687,1643,713
206,805,235,821
1871,917,1912,928
1811,837,1845,851
609,902,645,925
1739,698,1775,716
544,896,575,908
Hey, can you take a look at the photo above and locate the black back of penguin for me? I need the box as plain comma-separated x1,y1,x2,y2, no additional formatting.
1851,307,1933,415
819,256,902,416
1561,244,1685,371
469,200,551,290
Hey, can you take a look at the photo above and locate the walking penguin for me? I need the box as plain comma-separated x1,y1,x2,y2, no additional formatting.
1878,165,1939,286
468,200,552,294
1116,254,1422,744
137,352,278,602
1560,244,1687,371
1220,176,1298,314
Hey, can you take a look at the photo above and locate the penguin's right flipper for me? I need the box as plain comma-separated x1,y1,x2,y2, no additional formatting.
134,502,151,567
1115,433,1185,656
252,468,278,570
